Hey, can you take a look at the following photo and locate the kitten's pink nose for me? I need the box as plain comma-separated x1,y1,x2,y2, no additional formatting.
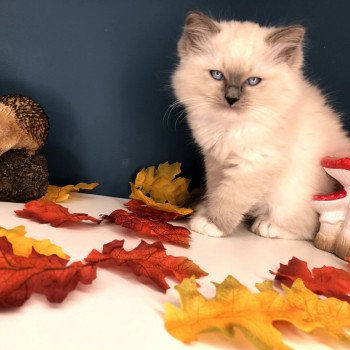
225,96,239,106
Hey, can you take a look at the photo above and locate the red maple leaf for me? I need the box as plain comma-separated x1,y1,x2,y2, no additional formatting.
85,239,207,292
106,209,190,247
15,199,101,227
124,199,182,221
0,237,97,307
271,256,350,302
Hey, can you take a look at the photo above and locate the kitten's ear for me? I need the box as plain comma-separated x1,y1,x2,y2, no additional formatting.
178,11,220,56
266,25,305,69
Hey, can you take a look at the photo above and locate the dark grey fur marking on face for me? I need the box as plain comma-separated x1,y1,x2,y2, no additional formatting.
226,72,244,87
223,72,244,106
225,85,241,99
178,11,220,55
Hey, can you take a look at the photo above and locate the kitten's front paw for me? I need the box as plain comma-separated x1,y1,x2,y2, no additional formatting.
252,218,296,239
189,214,226,237
252,219,277,238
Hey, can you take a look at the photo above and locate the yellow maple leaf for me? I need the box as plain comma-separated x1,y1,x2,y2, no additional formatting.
0,226,69,259
129,162,193,215
165,276,350,350
44,182,99,202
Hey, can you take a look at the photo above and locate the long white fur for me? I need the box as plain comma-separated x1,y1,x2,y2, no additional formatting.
172,16,350,240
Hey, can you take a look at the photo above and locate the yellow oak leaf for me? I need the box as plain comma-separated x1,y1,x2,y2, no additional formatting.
165,276,350,350
129,162,193,215
44,182,99,202
0,226,69,259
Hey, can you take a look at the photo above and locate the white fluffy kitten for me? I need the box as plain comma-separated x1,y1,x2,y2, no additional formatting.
172,11,350,240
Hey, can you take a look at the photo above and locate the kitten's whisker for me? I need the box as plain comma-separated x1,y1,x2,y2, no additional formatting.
162,106,173,131
163,97,207,131
174,110,186,130
162,101,184,131
163,97,221,131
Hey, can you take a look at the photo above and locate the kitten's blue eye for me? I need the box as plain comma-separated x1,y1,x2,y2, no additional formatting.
246,77,262,86
210,70,225,81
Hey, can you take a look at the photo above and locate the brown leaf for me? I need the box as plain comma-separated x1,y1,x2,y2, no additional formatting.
106,209,190,247
85,239,207,292
271,256,350,302
0,237,97,307
125,199,182,221
15,199,101,227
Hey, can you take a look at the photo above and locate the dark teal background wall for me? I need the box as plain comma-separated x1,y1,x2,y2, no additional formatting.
0,1,349,197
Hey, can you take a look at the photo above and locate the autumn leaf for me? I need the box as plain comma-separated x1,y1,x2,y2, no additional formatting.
125,199,182,221
106,209,190,247
165,275,350,350
15,199,101,227
129,162,193,215
0,237,96,307
0,225,69,259
132,162,188,204
271,256,350,302
85,239,207,292
44,182,99,202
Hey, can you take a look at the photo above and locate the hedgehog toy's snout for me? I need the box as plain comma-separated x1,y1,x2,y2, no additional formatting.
0,95,49,156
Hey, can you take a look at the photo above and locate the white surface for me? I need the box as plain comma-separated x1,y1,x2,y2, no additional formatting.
0,193,348,350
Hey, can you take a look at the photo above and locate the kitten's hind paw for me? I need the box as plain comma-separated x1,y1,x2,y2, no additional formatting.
189,214,226,237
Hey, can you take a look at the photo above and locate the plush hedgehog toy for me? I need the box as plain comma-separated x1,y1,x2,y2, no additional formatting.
0,95,50,202
0,95,49,155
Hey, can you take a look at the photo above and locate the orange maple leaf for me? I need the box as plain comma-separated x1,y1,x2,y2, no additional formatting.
0,237,96,307
125,199,182,221
15,199,101,227
85,239,207,292
271,256,350,302
106,208,191,247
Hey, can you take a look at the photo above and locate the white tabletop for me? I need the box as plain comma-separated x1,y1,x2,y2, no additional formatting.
0,193,348,350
